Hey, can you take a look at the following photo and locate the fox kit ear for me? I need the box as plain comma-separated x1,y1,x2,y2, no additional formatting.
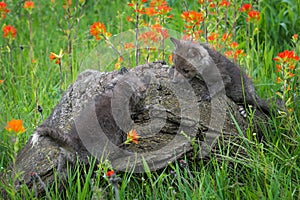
170,37,180,49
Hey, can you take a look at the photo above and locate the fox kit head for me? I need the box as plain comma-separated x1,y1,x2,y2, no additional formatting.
170,37,212,83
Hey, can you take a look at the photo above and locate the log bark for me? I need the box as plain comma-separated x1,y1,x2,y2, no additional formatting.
2,62,268,197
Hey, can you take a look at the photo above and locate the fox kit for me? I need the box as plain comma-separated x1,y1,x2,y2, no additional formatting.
170,37,271,115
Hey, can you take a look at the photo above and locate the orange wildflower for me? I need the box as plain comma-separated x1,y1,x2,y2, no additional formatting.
126,16,134,22
139,31,159,43
125,129,140,144
168,54,173,64
106,170,115,177
124,42,135,49
208,32,218,42
240,4,252,12
224,51,233,58
229,42,239,48
2,25,16,39
145,7,157,16
247,10,260,22
49,52,56,60
157,3,172,14
149,0,165,7
288,65,295,70
222,33,231,41
220,0,230,7
49,50,63,65
234,49,245,59
209,3,216,8
5,119,26,133
276,77,281,83
151,24,169,38
0,1,9,19
181,10,203,25
114,56,123,70
275,64,282,72
273,50,299,63
292,34,298,40
288,72,295,77
0,80,3,84
24,1,34,9
90,22,111,41
63,0,72,8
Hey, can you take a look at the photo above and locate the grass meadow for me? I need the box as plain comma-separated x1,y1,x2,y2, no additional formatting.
0,0,300,199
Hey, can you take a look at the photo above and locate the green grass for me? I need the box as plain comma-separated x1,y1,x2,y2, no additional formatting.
1,0,300,199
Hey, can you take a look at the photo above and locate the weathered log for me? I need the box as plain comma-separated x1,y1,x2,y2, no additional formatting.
3,62,268,197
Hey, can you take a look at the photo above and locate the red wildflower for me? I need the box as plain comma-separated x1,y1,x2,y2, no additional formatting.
220,0,230,7
0,2,9,19
125,129,140,144
90,22,111,40
106,170,115,177
24,1,34,9
5,119,26,133
247,10,260,22
2,25,17,39
240,4,252,12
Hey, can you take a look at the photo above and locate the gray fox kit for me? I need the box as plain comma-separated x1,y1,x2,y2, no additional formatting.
170,37,271,116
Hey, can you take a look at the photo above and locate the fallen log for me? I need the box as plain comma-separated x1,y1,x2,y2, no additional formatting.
2,62,268,197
